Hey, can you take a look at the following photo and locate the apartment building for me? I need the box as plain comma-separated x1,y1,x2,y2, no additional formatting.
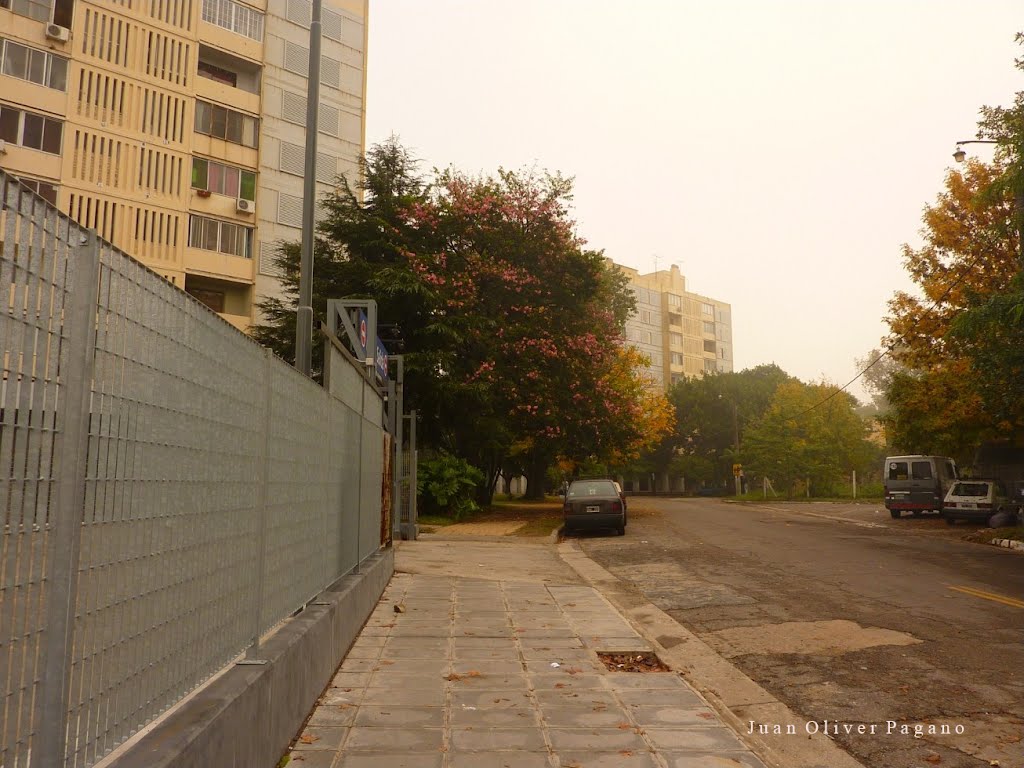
0,0,368,331
615,262,734,390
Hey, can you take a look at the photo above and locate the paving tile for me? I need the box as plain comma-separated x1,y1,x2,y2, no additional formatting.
642,726,748,752
537,705,633,728
451,689,534,709
529,673,606,691
447,752,554,768
518,637,585,650
546,727,647,751
555,751,659,768
335,752,444,768
520,648,593,663
292,725,348,751
329,671,372,689
380,646,450,661
344,726,444,751
445,673,530,690
360,686,446,706
371,659,449,675
452,661,524,676
450,726,549,751
601,673,690,690
309,705,358,726
450,705,540,727
662,754,767,768
615,688,707,707
627,705,720,727
533,689,620,708
366,671,444,689
451,646,518,661
354,705,444,727
282,749,337,767
527,662,604,677
338,658,378,673
320,688,363,706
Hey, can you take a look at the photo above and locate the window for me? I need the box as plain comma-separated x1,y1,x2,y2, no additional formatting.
0,104,62,154
0,39,68,91
703,320,715,334
669,332,682,349
911,461,933,480
704,359,717,373
194,99,258,148
192,157,256,200
201,0,263,40
198,60,237,87
702,302,714,316
187,287,225,313
188,214,253,258
639,310,652,325
0,0,52,22
703,340,716,354
671,352,683,365
667,294,682,308
16,176,58,204
887,461,909,481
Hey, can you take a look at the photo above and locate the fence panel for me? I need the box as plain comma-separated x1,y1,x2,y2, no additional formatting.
0,172,390,768
0,180,71,768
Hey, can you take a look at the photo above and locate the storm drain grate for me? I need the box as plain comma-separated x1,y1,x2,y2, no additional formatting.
597,651,670,672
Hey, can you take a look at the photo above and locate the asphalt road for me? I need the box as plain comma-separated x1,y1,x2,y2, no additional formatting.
572,498,1024,768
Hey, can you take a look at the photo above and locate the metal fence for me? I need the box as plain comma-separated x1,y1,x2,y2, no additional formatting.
0,172,388,768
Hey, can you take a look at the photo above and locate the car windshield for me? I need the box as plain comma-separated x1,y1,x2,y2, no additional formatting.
567,481,617,497
951,483,990,497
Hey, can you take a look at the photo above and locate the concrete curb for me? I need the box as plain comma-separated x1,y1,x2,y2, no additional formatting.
555,539,867,768
102,549,394,768
990,537,1024,552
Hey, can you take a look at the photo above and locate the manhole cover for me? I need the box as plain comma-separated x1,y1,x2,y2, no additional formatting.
597,651,670,672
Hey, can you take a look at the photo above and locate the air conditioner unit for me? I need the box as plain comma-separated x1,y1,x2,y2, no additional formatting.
236,198,254,214
45,24,70,42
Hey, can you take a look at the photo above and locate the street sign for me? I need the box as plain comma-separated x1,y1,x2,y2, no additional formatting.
375,338,389,383
357,310,368,357
733,463,742,477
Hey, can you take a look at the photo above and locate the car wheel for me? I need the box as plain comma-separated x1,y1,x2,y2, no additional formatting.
912,510,921,517
944,514,956,526
616,521,625,536
890,510,900,519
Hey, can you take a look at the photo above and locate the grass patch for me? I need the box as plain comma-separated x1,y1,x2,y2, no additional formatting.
417,514,456,527
960,525,1024,544
512,515,563,537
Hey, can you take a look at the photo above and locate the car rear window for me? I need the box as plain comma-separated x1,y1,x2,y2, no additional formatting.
887,461,909,480
951,483,990,497
911,461,933,480
568,481,617,497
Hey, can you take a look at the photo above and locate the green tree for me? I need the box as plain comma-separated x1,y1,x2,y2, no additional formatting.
743,381,874,497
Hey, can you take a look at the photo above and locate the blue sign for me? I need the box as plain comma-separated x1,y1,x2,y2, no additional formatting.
375,338,389,383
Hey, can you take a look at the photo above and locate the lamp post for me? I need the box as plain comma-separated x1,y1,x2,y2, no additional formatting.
953,138,1024,266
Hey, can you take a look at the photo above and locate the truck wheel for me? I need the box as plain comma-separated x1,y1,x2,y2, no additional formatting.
890,510,900,519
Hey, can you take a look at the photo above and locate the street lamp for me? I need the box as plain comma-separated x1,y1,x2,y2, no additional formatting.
952,138,1024,266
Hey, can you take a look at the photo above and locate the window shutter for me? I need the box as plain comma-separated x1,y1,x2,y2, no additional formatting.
279,141,305,176
283,40,308,77
281,90,306,125
277,192,303,227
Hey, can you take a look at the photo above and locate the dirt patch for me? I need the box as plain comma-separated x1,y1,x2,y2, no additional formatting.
705,619,921,658
597,651,670,672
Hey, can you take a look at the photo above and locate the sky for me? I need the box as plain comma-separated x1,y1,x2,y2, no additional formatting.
364,1,1023,402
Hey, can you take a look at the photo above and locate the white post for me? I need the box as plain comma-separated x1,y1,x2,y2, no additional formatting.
852,470,857,499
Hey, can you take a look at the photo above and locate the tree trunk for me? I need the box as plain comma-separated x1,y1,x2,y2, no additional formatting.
523,453,549,501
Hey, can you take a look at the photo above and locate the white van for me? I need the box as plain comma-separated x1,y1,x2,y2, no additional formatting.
883,455,958,519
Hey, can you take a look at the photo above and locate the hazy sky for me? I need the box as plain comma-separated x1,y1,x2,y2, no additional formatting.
364,1,1023,401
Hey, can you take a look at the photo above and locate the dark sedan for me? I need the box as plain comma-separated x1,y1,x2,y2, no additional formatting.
563,479,626,536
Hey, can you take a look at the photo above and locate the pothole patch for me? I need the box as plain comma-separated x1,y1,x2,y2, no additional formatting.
597,651,671,672
705,619,922,658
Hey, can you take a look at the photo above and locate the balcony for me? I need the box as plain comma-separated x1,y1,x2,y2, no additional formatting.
196,44,262,114
184,273,253,329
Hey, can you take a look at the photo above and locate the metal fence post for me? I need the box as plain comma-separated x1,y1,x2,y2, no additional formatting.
37,229,101,768
409,410,417,537
243,349,274,663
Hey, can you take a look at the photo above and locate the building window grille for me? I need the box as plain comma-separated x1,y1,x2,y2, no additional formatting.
188,214,253,258
15,176,58,204
0,38,68,90
200,0,263,41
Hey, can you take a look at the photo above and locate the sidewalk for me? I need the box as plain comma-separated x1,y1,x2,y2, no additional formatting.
280,536,767,768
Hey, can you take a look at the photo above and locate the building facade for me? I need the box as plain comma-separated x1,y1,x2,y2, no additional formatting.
615,262,734,390
0,0,368,331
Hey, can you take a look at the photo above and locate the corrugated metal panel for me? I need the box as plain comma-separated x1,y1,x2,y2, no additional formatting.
277,192,303,227
316,152,336,184
322,8,342,40
317,102,339,136
279,141,305,176
281,90,306,125
286,0,311,27
284,40,308,77
320,56,340,89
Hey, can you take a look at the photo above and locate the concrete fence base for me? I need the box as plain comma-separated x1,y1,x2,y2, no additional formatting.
104,549,394,768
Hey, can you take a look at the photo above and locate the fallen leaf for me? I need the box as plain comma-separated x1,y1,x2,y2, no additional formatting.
617,723,632,730
554,683,567,689
298,734,319,745
378,660,394,666
698,712,714,719
924,755,941,765
619,750,634,757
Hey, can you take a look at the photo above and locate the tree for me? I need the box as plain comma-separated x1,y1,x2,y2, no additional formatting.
252,140,666,505
743,381,874,496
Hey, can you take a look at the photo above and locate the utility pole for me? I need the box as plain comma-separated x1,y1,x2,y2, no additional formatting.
295,0,322,376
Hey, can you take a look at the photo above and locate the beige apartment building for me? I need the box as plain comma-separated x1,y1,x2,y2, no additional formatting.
0,0,368,331
615,262,734,390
